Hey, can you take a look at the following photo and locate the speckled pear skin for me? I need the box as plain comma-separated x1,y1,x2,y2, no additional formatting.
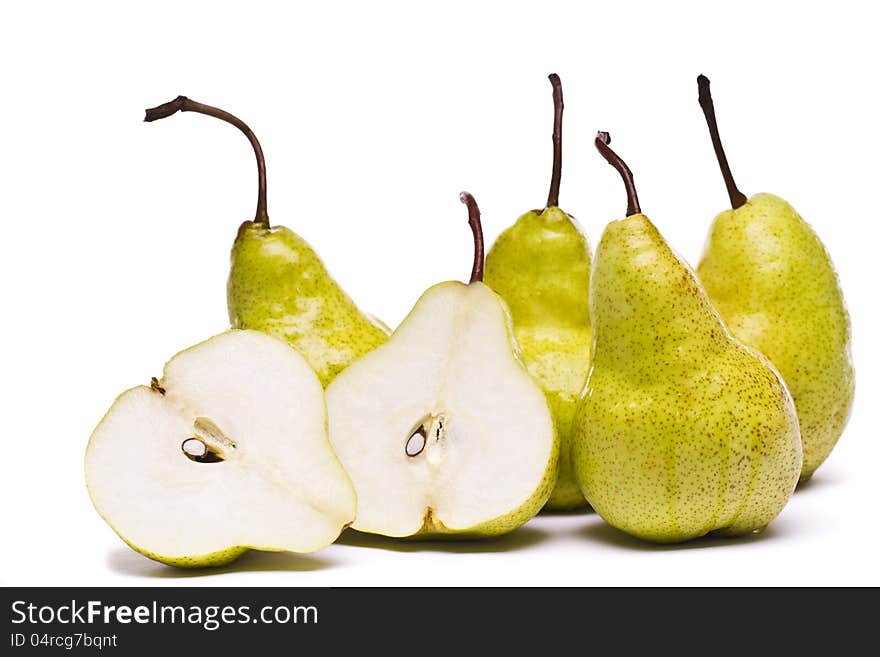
697,193,854,481
118,532,320,568
572,214,803,543
228,222,389,387
121,538,248,568
485,207,592,510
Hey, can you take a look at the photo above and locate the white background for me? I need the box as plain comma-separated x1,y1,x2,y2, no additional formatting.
1,1,877,586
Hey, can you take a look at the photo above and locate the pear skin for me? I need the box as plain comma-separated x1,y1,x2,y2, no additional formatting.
575,214,802,542
145,96,389,388
485,207,591,510
229,222,389,387
572,133,802,543
697,193,854,480
694,75,854,480
484,74,592,511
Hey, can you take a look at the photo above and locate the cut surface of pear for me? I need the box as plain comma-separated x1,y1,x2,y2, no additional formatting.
85,330,356,567
327,282,557,537
694,76,854,480
326,194,557,538
484,75,591,512
572,134,802,544
145,96,388,388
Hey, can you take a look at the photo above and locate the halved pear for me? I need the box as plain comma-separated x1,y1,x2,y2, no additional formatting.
85,330,356,567
325,194,558,538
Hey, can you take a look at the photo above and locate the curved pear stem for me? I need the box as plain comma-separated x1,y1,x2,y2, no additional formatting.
459,192,484,284
546,73,564,208
697,75,747,210
594,132,641,216
144,96,270,226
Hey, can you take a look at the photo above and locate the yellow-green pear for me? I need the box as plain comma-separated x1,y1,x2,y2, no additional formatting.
326,193,558,538
145,97,388,387
572,133,802,543
485,74,592,511
694,75,854,480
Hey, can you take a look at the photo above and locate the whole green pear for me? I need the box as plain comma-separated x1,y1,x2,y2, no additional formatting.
695,76,854,480
145,96,388,387
485,74,592,510
572,133,802,543
228,223,389,386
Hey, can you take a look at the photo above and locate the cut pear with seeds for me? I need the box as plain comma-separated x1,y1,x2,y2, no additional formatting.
85,329,356,567
326,193,558,538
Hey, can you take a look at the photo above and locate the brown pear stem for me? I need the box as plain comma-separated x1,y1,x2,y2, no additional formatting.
546,73,564,208
594,132,641,216
459,192,484,284
697,75,747,210
144,96,270,226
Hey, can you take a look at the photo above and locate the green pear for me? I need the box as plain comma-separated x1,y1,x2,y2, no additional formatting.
694,75,854,480
145,97,388,387
326,193,558,538
572,133,802,543
484,74,592,511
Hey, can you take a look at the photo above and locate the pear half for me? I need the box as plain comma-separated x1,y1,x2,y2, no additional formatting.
85,330,356,567
326,194,558,538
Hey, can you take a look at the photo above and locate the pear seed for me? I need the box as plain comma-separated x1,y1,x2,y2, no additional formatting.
405,428,427,457
182,438,207,458
181,437,225,463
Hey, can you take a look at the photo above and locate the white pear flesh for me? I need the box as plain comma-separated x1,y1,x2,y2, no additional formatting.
326,282,558,538
85,330,356,567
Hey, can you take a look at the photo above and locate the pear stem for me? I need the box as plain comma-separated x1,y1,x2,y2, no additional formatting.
546,73,564,208
697,75,747,210
594,132,641,216
144,96,270,226
459,192,484,284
